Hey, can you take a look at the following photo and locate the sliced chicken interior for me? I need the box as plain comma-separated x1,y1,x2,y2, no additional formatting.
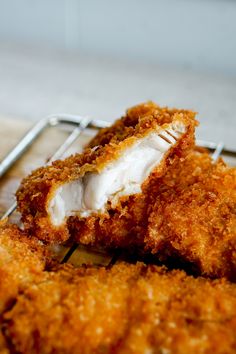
48,121,186,226
16,102,197,243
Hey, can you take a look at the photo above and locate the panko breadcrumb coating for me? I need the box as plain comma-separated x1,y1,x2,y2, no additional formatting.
74,150,236,280
87,102,195,150
0,221,48,353
147,151,236,280
0,220,47,313
16,102,196,244
4,262,236,354
0,333,9,354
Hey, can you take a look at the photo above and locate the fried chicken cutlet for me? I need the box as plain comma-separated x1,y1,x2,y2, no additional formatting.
4,262,236,354
147,151,236,280
0,220,47,313
73,146,236,280
0,220,48,353
17,102,196,244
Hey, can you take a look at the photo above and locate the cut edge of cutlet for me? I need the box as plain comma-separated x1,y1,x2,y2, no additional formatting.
15,102,197,243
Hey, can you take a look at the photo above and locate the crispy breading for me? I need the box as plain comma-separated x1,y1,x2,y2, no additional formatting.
0,220,48,353
16,102,196,243
68,191,148,250
147,151,236,280
74,150,236,280
4,262,236,354
0,333,9,354
0,220,47,313
88,101,196,148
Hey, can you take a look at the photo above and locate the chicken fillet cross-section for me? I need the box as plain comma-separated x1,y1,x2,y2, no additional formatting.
16,102,197,243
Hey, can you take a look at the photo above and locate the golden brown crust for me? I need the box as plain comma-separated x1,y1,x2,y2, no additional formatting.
0,221,49,353
69,191,149,251
16,102,197,243
4,262,236,354
72,150,236,280
88,101,196,148
0,332,9,354
147,151,236,280
0,220,48,313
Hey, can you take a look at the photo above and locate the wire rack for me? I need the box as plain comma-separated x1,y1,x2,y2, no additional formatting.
1,114,236,267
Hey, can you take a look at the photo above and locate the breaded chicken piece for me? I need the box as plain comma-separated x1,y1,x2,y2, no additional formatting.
147,151,236,280
76,151,236,280
0,220,48,353
4,262,236,354
0,220,47,313
0,333,9,354
17,102,196,243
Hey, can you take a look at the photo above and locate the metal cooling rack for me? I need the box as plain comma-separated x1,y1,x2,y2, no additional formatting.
0,114,236,266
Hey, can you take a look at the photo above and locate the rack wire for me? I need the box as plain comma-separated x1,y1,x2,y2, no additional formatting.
1,114,236,266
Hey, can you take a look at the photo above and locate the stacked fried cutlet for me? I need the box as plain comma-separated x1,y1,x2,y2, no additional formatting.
0,102,236,353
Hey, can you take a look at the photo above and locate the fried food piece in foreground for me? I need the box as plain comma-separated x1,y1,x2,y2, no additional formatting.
16,102,196,243
0,221,48,353
0,220,47,313
4,262,236,354
147,151,236,280
0,334,9,354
